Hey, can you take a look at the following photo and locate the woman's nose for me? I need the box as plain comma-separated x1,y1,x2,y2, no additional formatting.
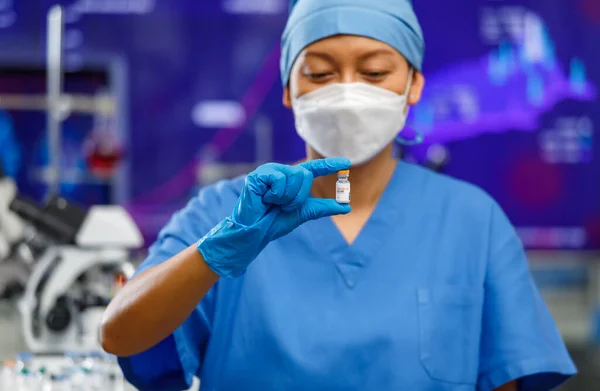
339,69,360,83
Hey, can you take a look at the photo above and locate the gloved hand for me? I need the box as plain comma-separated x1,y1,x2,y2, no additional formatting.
197,157,351,278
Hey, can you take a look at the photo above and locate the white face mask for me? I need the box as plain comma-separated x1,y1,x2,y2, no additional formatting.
291,71,413,165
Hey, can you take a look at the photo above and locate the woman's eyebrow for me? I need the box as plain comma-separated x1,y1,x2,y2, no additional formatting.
358,49,395,61
303,51,336,63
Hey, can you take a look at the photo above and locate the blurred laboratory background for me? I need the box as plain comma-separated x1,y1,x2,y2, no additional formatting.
0,0,599,390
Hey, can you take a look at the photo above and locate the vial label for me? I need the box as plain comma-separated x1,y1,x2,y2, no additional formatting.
336,183,350,204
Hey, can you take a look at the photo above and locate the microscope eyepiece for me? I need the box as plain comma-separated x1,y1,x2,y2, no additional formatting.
9,195,88,244
9,196,43,225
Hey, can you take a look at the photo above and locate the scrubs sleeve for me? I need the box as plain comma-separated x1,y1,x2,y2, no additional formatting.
477,202,577,391
118,189,224,391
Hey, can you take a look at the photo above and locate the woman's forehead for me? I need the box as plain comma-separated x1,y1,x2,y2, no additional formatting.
305,35,393,51
299,35,404,63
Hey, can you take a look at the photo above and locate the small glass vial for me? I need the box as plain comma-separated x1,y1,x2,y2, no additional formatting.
336,170,350,204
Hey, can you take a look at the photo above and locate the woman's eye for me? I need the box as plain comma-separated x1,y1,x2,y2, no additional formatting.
364,71,390,79
307,72,333,80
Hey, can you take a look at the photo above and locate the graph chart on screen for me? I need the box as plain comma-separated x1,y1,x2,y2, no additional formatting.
406,7,599,250
409,13,596,145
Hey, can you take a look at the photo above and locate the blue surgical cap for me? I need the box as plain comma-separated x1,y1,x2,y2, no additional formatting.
280,0,425,86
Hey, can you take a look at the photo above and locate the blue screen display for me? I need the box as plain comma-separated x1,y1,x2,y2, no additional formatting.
0,0,598,249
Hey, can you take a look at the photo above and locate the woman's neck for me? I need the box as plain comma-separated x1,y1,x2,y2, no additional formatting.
308,145,398,210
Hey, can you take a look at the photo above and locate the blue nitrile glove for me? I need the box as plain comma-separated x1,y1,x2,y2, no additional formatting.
197,157,351,278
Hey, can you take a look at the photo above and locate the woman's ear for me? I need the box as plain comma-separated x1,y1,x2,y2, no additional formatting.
408,71,425,105
283,86,292,109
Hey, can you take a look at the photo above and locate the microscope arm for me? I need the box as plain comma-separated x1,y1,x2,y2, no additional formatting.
38,247,129,316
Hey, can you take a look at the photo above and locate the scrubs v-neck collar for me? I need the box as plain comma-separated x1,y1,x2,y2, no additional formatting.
309,160,407,288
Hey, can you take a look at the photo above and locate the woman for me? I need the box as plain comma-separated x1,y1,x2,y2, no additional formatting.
101,1,576,390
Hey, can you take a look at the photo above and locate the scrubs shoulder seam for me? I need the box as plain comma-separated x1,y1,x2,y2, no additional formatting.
487,202,516,258
477,357,576,391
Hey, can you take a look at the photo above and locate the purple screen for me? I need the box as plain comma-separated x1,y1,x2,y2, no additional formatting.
0,0,598,249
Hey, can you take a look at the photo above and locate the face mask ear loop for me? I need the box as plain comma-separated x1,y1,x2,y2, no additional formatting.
402,68,414,115
404,68,414,96
396,67,423,145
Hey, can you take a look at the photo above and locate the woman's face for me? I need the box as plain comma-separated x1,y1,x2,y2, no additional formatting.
283,35,425,107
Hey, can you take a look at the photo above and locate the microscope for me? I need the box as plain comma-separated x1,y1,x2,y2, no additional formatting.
9,194,142,353
0,6,143,354
0,163,30,300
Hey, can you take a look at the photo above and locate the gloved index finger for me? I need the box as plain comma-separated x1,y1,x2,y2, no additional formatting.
299,157,351,178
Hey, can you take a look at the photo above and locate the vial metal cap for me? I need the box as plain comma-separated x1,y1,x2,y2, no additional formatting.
337,170,350,175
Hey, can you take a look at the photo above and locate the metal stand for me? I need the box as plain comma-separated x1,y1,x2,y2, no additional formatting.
46,5,65,197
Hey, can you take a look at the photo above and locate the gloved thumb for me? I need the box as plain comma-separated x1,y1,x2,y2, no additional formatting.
299,198,351,223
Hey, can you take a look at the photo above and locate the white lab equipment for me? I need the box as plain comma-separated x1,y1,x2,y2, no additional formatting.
13,195,142,354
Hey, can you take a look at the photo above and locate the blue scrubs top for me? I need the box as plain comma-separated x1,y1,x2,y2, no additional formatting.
119,161,576,391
